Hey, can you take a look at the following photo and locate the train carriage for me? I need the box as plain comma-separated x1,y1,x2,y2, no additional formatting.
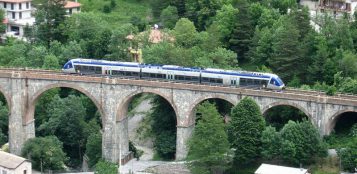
62,58,285,90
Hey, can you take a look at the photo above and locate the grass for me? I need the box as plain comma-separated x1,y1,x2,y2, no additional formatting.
78,0,152,27
309,156,340,174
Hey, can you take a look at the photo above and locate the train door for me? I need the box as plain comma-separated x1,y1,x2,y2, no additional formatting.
167,71,175,81
230,77,238,87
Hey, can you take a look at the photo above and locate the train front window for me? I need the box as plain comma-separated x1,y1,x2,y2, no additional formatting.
63,62,73,69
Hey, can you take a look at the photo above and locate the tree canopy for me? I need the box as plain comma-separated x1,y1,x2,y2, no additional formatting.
187,101,232,174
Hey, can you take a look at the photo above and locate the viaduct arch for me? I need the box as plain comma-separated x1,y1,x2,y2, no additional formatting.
0,70,356,163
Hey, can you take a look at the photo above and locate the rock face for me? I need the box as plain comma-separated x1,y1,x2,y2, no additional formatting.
128,98,154,160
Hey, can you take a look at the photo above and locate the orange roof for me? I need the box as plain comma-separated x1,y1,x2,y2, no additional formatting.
0,0,31,2
64,1,81,8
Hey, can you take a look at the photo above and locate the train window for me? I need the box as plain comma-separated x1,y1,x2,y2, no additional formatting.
142,73,150,77
191,77,199,81
157,74,164,78
217,79,223,84
240,78,247,86
177,75,184,80
95,67,102,74
202,77,209,82
150,73,156,78
132,72,139,76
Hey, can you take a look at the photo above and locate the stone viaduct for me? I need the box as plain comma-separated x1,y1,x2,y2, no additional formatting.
0,69,356,163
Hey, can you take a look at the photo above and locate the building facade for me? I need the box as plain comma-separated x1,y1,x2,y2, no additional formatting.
0,0,80,40
0,151,32,174
0,0,34,39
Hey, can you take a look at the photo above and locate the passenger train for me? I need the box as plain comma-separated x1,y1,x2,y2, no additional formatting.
62,58,285,90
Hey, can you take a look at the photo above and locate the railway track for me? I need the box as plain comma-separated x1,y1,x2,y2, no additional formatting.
0,68,357,101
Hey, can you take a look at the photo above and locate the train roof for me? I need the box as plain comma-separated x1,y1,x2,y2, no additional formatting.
71,58,141,67
69,58,278,79
202,68,272,79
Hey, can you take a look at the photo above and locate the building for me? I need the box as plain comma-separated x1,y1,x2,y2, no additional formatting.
0,0,80,40
300,0,357,18
64,0,81,16
0,151,32,174
0,0,35,39
317,0,357,17
255,163,309,174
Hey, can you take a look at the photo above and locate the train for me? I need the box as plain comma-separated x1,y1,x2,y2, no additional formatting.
62,58,285,90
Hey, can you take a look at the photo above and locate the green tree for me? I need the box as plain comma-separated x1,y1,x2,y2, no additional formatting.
187,101,232,174
149,0,171,20
339,51,357,78
149,96,177,160
269,0,297,14
248,27,273,65
208,4,239,46
174,18,198,48
160,6,179,29
260,126,281,160
185,0,225,31
21,136,67,171
205,47,237,68
34,0,67,45
38,95,90,167
228,97,265,165
85,132,102,167
0,9,5,33
107,24,137,61
229,0,254,63
95,160,118,174
26,45,48,68
42,54,60,69
269,17,301,81
280,120,327,165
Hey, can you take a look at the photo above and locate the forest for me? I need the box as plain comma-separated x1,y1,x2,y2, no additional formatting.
0,0,356,173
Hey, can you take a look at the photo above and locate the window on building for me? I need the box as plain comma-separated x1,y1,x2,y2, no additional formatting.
19,12,22,19
77,7,80,11
11,3,14,10
69,8,72,14
19,3,22,10
26,2,29,9
12,12,15,19
4,2,6,8
11,26,20,35
23,170,27,174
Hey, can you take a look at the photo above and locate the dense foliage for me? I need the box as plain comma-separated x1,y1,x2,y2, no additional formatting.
228,97,265,165
1,0,357,171
261,121,327,165
21,136,67,171
187,102,232,174
94,160,118,174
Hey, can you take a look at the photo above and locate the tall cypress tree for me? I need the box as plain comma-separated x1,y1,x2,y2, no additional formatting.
187,101,232,174
229,0,254,63
269,17,301,81
35,0,67,46
228,97,265,165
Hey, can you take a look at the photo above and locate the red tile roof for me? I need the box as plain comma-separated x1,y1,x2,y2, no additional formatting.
64,1,81,8
0,0,31,2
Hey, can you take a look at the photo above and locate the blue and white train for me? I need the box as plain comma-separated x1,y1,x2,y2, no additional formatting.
62,58,285,90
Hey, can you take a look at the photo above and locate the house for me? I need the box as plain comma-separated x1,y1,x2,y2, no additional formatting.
300,0,357,18
317,0,357,18
255,163,309,174
64,0,81,16
0,151,32,174
0,0,81,40
0,0,35,39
